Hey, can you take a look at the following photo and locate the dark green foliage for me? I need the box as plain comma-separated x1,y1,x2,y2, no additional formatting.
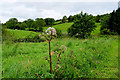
109,8,120,34
73,12,87,21
5,18,18,29
95,15,101,23
100,14,111,34
45,18,55,26
24,19,34,29
100,8,120,35
62,16,67,23
19,22,27,30
68,13,96,38
31,18,45,32
68,15,74,22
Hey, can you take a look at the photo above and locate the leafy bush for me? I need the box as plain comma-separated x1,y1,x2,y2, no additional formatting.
68,14,96,38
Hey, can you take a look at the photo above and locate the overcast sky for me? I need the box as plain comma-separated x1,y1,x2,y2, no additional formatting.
0,0,119,23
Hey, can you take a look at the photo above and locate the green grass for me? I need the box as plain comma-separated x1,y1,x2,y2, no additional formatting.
43,22,73,34
2,36,118,78
7,29,39,39
2,22,119,78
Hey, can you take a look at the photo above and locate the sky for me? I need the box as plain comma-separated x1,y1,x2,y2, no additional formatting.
0,0,119,23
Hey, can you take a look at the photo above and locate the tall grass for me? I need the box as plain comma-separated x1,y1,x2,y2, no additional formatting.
2,36,118,78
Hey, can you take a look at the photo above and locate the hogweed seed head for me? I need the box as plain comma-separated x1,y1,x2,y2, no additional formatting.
45,27,56,36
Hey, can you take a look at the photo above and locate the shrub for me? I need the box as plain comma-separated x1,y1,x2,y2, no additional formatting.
68,14,96,38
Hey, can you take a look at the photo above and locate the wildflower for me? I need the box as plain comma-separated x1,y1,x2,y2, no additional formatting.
96,61,98,63
57,44,59,46
51,52,55,55
56,64,61,68
59,45,67,51
37,73,38,76
55,67,57,70
45,27,56,36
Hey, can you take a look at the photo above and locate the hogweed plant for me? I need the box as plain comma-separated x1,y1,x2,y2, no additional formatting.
39,27,56,74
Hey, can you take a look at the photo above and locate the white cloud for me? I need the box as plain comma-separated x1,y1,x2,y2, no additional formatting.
0,2,118,23
15,0,120,2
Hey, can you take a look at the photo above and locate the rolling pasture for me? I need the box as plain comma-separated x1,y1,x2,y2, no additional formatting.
2,23,118,78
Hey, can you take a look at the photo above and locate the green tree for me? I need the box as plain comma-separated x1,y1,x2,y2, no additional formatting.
100,8,120,35
19,22,27,30
62,16,67,23
68,14,96,38
45,18,55,26
95,15,101,23
5,18,18,29
68,15,74,22
24,19,34,29
100,14,111,34
109,8,120,34
34,18,46,31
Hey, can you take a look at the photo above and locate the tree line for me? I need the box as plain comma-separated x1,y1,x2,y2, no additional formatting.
2,12,97,32
2,8,120,37
3,18,55,32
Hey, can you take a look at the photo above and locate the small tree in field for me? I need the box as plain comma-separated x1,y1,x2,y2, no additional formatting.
68,14,96,38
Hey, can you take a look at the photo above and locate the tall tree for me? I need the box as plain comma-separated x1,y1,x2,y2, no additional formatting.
68,15,74,22
33,18,46,31
62,16,67,23
68,13,96,38
24,19,34,29
5,18,18,29
45,18,55,26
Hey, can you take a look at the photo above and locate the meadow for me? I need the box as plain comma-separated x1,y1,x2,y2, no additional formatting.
2,22,119,78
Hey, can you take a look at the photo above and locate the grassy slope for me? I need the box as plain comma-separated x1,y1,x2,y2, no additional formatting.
43,22,73,34
7,29,40,39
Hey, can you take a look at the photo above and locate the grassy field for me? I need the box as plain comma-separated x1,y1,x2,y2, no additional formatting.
2,22,119,78
43,22,73,34
2,36,118,78
7,29,39,39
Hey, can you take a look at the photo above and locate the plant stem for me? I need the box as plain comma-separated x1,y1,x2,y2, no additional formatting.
49,41,52,74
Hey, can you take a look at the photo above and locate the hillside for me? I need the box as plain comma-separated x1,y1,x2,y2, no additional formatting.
6,29,39,39
43,22,73,34
6,22,101,39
